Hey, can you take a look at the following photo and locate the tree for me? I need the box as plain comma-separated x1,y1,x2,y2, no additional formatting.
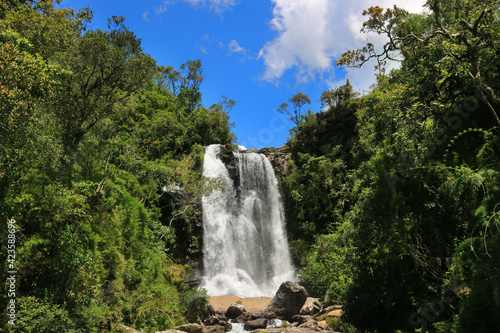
158,65,183,97
5,0,92,59
0,0,35,19
277,92,311,125
320,79,360,112
0,28,59,186
337,1,500,126
178,59,204,112
158,59,205,113
210,95,236,114
53,16,156,153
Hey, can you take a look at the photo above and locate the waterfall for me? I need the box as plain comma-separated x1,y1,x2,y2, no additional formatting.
201,144,296,297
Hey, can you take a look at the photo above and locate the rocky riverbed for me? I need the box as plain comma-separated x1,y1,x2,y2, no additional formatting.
114,282,345,333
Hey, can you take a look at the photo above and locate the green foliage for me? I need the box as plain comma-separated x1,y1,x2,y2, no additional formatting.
178,285,209,323
277,92,312,125
0,1,235,331
6,296,76,333
300,233,353,303
282,1,500,332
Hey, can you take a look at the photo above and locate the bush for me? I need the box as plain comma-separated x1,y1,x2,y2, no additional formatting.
5,296,76,333
178,286,208,323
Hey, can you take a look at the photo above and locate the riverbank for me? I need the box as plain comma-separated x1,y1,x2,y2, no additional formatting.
208,296,272,314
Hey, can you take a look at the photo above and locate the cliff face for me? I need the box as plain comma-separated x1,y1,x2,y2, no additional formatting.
239,144,291,179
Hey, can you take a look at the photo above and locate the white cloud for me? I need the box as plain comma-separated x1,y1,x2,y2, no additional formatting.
142,12,150,22
155,0,170,14
259,0,426,89
227,39,252,61
228,40,245,54
196,44,209,54
182,0,237,13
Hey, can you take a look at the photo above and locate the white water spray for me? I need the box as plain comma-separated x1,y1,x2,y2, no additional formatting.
201,144,296,297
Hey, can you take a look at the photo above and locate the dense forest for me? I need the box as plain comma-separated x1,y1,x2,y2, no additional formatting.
1,0,499,332
0,0,234,331
282,1,500,332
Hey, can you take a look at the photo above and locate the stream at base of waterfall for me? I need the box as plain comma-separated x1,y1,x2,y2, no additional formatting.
201,144,296,297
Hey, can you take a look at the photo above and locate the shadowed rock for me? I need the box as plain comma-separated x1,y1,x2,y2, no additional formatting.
225,303,246,319
262,281,307,320
244,318,268,330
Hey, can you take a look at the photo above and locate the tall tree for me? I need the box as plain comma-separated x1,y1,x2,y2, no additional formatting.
337,1,500,126
277,92,311,125
53,16,156,153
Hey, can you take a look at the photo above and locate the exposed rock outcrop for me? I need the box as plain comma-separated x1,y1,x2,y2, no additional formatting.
239,144,292,178
204,294,342,332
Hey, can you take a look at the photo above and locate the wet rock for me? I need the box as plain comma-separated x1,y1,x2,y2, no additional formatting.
223,322,232,331
232,311,254,323
244,318,269,330
218,145,241,199
201,326,225,333
250,328,337,333
262,281,308,320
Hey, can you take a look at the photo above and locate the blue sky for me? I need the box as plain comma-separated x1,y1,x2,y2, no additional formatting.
58,0,425,149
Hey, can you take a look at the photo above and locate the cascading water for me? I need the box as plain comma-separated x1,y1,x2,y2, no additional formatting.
201,144,296,297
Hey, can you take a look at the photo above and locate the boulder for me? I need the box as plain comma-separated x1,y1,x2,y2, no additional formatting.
298,321,324,330
326,309,343,318
316,305,342,317
155,331,186,333
318,320,328,330
204,315,231,331
114,324,145,333
250,329,333,333
202,316,219,326
244,318,268,330
175,324,203,333
223,322,232,332
204,304,216,317
290,315,315,325
300,298,322,316
225,303,246,319
231,311,254,323
262,281,308,320
201,326,225,333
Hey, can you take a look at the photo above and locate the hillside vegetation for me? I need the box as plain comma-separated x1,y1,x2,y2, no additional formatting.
1,0,500,332
0,1,234,331
282,1,500,332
